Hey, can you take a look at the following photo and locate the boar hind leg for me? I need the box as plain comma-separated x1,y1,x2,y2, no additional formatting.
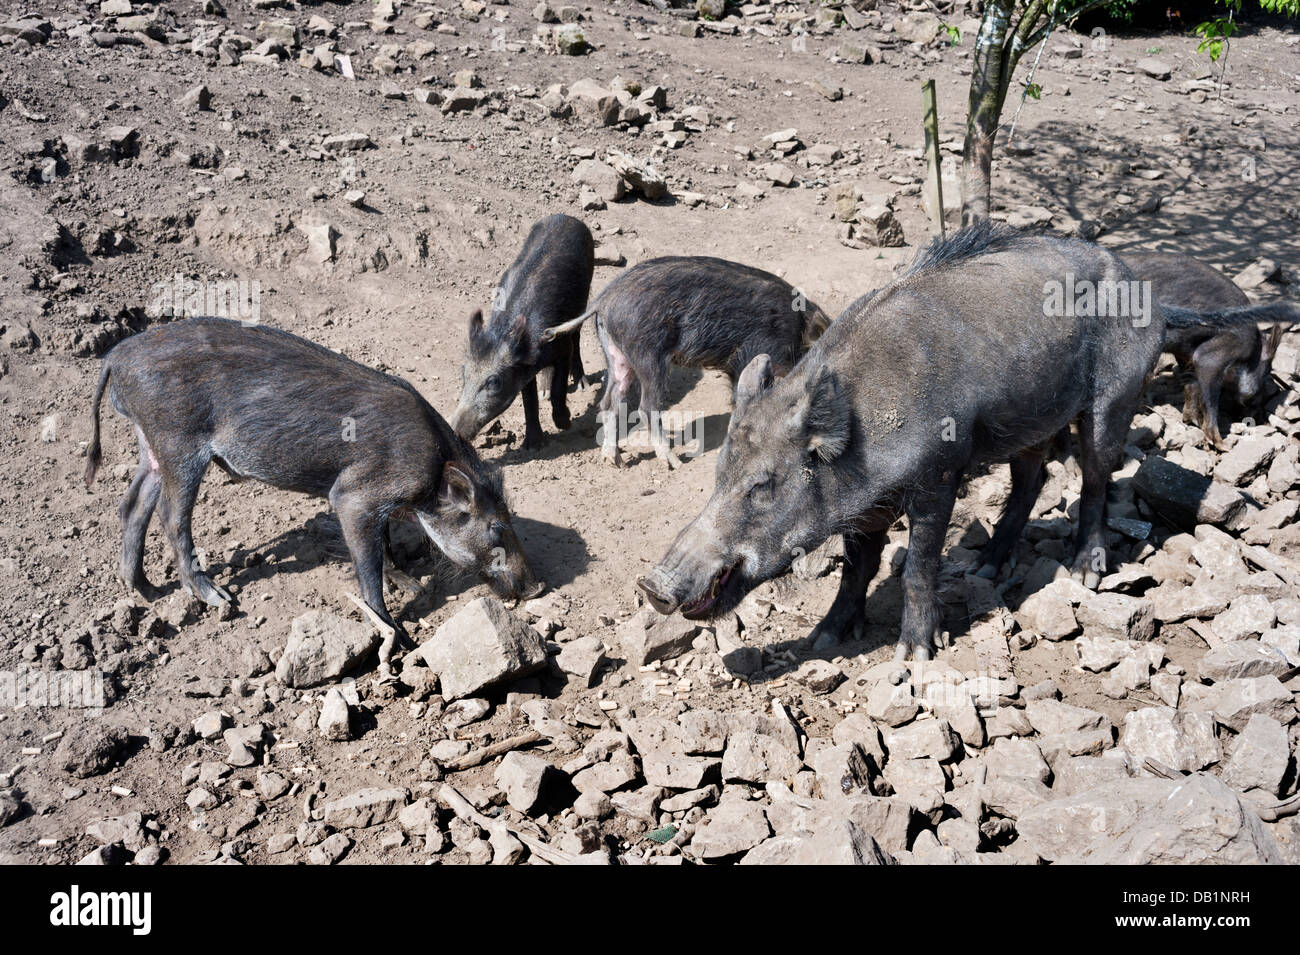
1072,401,1131,590
597,336,634,467
896,475,961,661
119,428,162,596
639,365,683,470
159,458,231,608
809,529,886,651
1190,355,1228,449
332,488,404,677
975,446,1047,579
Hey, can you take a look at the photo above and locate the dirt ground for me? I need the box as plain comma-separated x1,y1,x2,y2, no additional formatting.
1,0,1298,865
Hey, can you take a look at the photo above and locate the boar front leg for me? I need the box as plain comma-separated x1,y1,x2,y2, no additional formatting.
809,528,886,651
896,473,961,662
332,486,405,680
975,446,1047,579
549,345,573,432
1072,397,1132,589
638,361,683,470
521,377,545,451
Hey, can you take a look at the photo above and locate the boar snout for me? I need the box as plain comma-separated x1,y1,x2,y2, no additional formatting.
637,571,681,616
450,406,480,442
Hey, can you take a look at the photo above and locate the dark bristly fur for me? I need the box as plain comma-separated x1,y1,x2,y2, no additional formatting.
1126,249,1295,447
451,213,594,450
86,317,539,649
582,255,832,467
640,224,1173,659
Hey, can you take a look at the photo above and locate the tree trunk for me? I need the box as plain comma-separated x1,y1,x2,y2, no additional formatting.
960,0,1016,226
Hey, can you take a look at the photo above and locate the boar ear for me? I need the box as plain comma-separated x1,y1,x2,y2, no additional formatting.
438,463,476,510
733,354,774,420
468,309,484,339
797,366,850,463
508,313,535,358
1263,324,1284,360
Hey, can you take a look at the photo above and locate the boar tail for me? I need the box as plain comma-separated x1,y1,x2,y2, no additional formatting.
1164,301,1300,329
539,308,596,344
84,361,110,488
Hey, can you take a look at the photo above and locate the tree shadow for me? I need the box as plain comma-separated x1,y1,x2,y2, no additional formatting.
1002,116,1300,273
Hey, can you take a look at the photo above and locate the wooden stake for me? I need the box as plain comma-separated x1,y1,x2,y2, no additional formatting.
922,78,945,236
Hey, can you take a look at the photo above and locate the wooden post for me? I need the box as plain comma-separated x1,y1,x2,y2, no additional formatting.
922,78,945,236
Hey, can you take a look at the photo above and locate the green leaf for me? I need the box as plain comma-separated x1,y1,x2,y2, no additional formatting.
1024,81,1043,100
940,22,962,45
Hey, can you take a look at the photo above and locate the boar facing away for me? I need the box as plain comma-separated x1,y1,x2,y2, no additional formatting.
543,255,831,469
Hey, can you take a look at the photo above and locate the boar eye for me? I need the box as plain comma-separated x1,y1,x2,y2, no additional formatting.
483,375,501,394
488,520,506,545
748,476,774,502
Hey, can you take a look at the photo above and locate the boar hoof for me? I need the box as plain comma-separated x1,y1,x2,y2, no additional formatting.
808,616,862,650
1071,566,1101,591
598,448,626,468
186,576,232,608
572,374,590,392
522,431,547,451
656,447,684,470
552,407,572,431
893,641,933,663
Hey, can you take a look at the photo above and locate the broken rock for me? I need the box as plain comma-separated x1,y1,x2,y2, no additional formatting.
276,610,379,688
418,597,547,700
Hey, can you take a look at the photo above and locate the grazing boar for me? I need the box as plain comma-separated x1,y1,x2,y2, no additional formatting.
1124,250,1288,447
639,223,1173,660
85,318,542,678
451,214,594,450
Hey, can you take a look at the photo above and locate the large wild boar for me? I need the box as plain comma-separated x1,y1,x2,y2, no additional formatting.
542,256,831,468
85,318,542,677
1124,249,1288,447
638,223,1220,660
451,213,594,450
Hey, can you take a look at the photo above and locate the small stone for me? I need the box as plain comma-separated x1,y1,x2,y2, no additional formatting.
276,610,379,688
494,752,552,814
691,796,771,860
1121,706,1220,772
55,726,128,778
1136,57,1172,80
318,688,352,741
1220,715,1289,796
322,787,409,829
721,732,802,785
